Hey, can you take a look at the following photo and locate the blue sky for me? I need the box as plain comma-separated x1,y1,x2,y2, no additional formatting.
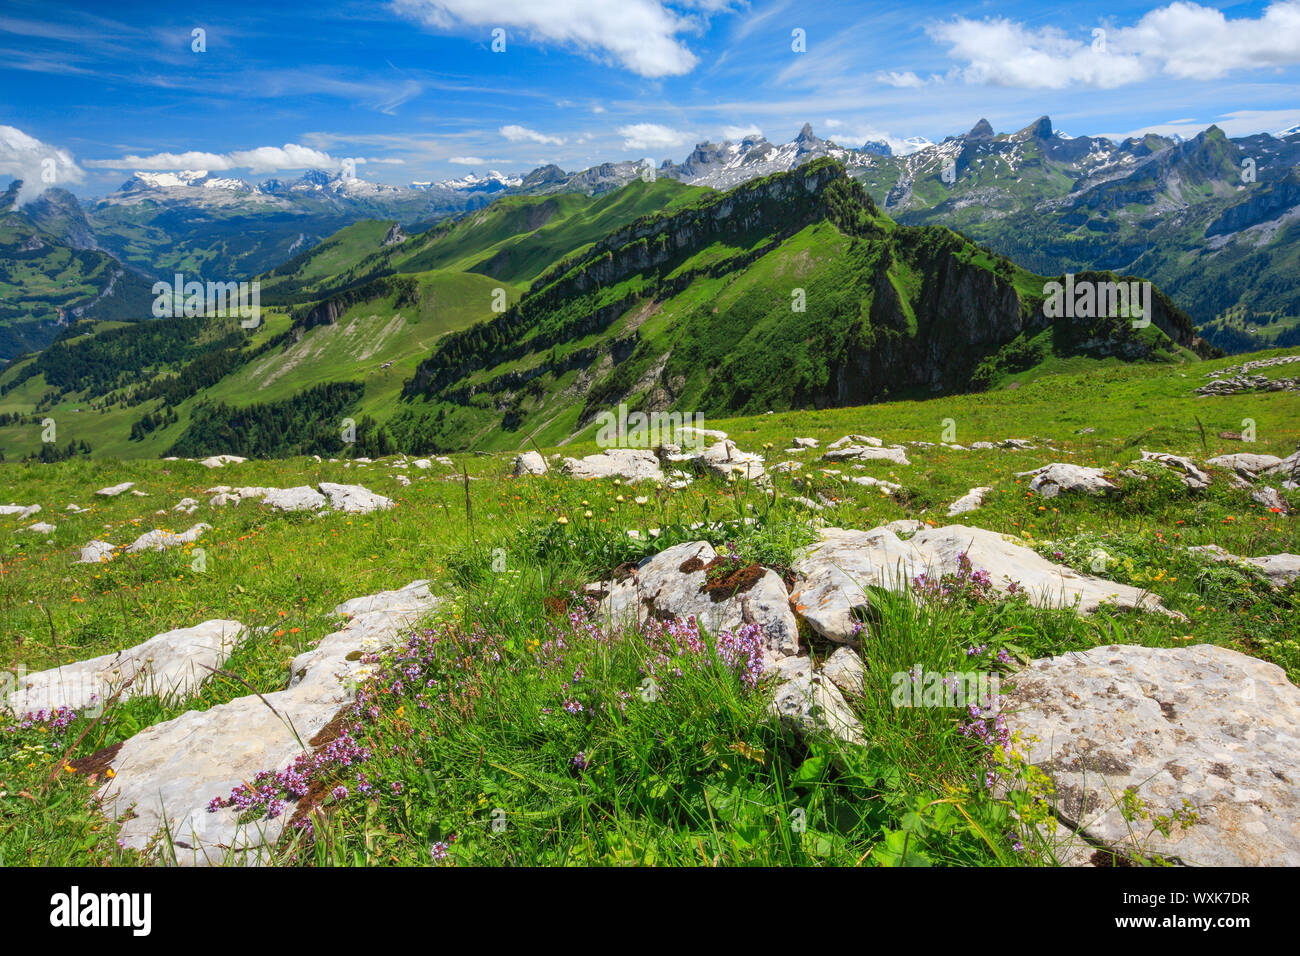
3,0,1299,197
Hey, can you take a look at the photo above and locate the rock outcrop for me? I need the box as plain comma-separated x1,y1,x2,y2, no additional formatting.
1016,463,1115,497
791,524,1173,643
4,620,245,714
561,449,663,483
100,581,438,864
1005,644,1300,866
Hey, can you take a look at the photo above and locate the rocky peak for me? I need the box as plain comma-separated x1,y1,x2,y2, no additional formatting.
521,164,568,189
1016,116,1053,140
967,118,995,140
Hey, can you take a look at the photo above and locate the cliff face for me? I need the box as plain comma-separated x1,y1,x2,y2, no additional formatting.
1206,169,1300,237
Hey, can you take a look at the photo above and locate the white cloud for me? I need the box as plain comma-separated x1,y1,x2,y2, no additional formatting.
391,0,703,77
721,124,761,140
927,18,1146,89
85,143,345,173
448,155,486,165
878,71,932,89
618,122,692,151
823,119,927,155
500,124,566,145
0,124,84,205
928,1,1300,89
1099,108,1300,141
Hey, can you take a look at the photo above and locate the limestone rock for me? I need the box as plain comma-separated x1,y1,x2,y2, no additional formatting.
822,444,910,466
512,451,548,477
631,541,799,660
1016,463,1115,497
4,620,246,715
1005,644,1300,866
560,449,663,483
768,654,866,745
696,439,766,481
1190,545,1300,587
78,540,117,564
100,581,438,864
21,521,56,534
822,647,866,698
792,524,1173,643
199,455,247,468
1140,451,1211,490
1250,486,1290,512
318,482,393,514
679,426,728,442
828,434,882,449
96,482,135,497
792,437,819,448
947,486,992,516
261,486,328,512
1,503,40,518
1206,453,1283,477
1262,449,1300,479
849,475,901,493
126,522,210,554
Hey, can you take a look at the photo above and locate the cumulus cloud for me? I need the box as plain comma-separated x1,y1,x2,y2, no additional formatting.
0,124,84,205
85,143,347,173
823,119,926,155
928,1,1300,89
721,124,762,141
447,155,486,165
618,123,692,151
391,0,702,77
499,124,566,145
877,70,933,89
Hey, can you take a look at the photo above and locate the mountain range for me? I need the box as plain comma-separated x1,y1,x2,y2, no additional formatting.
0,157,1208,463
0,115,1297,368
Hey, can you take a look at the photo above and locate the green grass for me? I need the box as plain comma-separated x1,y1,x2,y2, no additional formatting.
0,346,1296,865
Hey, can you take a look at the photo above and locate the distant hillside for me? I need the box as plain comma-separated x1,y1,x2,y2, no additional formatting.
0,160,1207,461
390,159,1204,453
0,182,155,361
856,120,1300,354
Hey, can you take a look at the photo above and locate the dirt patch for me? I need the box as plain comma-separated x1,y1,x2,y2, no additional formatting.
285,705,354,832
66,740,123,777
543,595,572,618
1089,848,1136,867
679,556,707,574
610,561,639,581
700,557,764,602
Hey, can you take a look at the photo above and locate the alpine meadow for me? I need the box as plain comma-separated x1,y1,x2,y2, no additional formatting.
1,0,1298,907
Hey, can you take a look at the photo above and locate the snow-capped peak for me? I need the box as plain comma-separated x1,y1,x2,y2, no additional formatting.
429,170,524,192
121,169,253,193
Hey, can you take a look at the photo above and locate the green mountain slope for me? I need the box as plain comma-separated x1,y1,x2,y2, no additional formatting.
869,123,1300,354
389,159,1203,453
0,184,155,361
0,160,1206,462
